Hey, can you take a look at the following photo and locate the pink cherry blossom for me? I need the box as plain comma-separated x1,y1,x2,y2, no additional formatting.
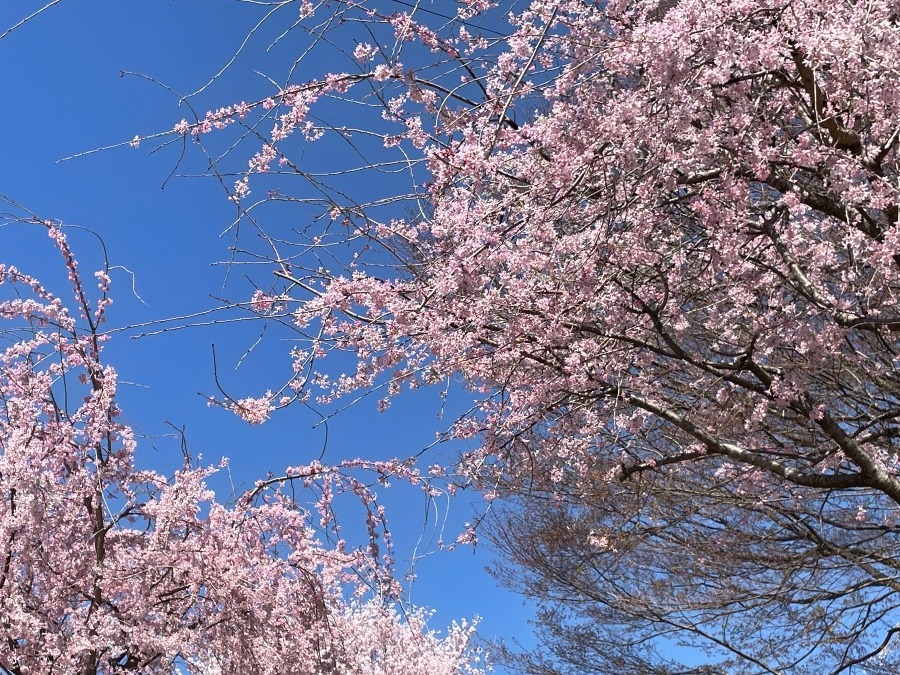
183,0,900,669
0,219,485,674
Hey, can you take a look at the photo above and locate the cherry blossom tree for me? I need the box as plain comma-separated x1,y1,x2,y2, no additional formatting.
0,212,484,673
139,0,900,670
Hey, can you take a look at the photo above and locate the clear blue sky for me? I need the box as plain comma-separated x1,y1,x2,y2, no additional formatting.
0,0,536,666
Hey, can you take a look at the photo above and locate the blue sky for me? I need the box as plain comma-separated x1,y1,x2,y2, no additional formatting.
0,0,536,665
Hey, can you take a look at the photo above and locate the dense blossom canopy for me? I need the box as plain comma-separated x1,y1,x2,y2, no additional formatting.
171,0,900,670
